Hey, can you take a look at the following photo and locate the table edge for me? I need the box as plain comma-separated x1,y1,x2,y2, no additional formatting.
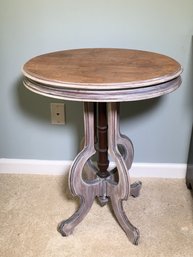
22,67,183,90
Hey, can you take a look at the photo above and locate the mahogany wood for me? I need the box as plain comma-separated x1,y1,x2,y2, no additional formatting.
96,103,109,178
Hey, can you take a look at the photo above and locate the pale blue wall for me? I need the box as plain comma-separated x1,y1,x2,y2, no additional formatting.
0,0,193,163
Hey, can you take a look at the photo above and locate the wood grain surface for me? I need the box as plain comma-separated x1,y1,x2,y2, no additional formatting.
22,48,182,89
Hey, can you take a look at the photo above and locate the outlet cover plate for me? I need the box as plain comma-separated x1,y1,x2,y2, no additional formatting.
50,103,65,124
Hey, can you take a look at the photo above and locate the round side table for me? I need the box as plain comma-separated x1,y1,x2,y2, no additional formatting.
22,48,182,245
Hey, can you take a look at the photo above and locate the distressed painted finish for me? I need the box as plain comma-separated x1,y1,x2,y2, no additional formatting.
22,48,182,244
23,76,181,102
58,102,141,244
58,103,97,236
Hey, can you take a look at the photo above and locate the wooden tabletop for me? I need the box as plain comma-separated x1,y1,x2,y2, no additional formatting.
22,48,182,90
22,48,182,102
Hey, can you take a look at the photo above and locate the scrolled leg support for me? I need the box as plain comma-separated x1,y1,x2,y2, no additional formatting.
107,102,140,244
58,102,141,245
58,103,99,236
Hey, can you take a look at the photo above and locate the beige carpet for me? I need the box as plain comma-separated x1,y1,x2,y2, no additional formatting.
0,174,193,257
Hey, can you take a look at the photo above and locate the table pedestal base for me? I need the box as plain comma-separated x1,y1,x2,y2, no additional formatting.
58,102,142,245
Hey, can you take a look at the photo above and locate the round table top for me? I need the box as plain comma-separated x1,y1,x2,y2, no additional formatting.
22,48,182,102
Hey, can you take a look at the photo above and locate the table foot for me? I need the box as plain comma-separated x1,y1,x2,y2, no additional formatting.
97,195,109,206
110,195,140,245
130,181,142,198
58,195,95,236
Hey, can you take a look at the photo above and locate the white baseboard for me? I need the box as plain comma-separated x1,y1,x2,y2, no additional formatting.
0,159,71,176
129,163,187,178
0,158,187,178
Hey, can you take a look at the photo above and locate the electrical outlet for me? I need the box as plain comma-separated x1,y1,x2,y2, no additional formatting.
50,103,65,124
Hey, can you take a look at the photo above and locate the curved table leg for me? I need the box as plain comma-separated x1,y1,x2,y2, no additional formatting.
107,102,140,245
80,137,98,180
116,104,134,170
58,103,99,236
109,103,142,198
58,102,141,244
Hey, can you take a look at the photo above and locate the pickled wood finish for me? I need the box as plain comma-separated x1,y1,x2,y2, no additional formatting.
22,48,182,244
107,102,140,244
58,102,141,244
58,103,97,236
23,76,182,102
